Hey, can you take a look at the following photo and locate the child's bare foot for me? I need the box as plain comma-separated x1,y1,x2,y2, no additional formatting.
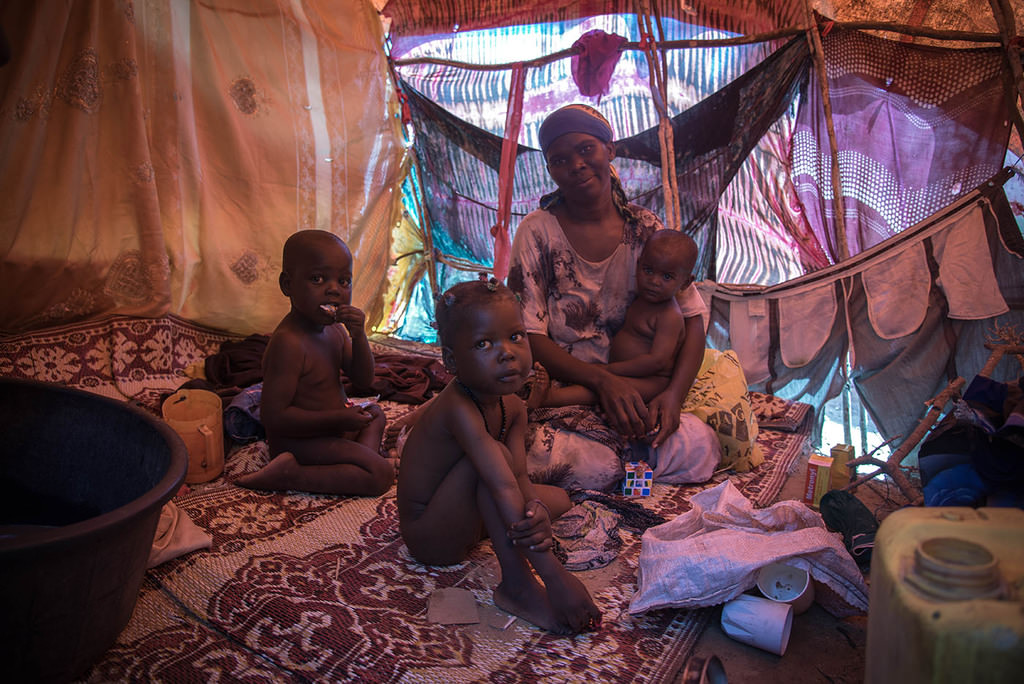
383,404,425,450
545,571,602,634
236,451,298,490
493,576,570,635
520,363,551,410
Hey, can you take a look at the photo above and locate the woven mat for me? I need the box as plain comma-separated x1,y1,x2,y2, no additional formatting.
78,422,802,683
0,316,808,683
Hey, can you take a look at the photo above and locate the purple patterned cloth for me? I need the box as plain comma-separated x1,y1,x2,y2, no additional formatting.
792,27,1009,262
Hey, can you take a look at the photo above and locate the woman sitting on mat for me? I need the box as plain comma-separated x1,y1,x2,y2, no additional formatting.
507,104,720,490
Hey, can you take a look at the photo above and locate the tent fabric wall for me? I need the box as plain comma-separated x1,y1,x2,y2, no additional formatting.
0,0,406,336
793,27,1011,263
2,0,1022,446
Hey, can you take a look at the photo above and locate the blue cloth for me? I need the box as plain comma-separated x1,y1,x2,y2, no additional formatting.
923,463,988,507
224,383,264,444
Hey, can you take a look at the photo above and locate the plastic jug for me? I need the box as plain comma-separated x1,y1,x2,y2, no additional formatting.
865,507,1024,683
162,389,224,483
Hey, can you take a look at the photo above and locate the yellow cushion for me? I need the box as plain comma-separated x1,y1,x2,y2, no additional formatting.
683,348,763,472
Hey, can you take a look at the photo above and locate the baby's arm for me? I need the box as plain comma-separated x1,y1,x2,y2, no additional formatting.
647,313,705,446
605,307,685,378
335,305,375,390
261,332,373,437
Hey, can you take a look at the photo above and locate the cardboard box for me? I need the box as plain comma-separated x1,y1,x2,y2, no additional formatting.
803,452,833,506
622,461,653,497
830,444,855,488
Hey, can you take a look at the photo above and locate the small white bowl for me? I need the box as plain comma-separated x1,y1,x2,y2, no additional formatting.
756,562,815,614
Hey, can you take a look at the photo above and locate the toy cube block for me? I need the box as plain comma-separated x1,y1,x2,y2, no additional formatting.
622,461,653,497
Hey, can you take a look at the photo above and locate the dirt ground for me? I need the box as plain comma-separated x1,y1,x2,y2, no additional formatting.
675,456,908,684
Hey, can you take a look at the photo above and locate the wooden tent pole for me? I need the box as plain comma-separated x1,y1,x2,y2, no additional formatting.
651,2,682,233
635,0,681,232
988,0,1024,143
392,24,1004,72
804,3,850,262
408,155,440,302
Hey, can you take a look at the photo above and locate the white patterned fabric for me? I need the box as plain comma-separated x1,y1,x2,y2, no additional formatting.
630,480,869,617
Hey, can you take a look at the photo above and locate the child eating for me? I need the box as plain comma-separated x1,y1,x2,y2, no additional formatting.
396,279,601,635
237,229,394,496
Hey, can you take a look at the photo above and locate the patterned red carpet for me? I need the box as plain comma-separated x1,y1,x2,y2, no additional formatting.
0,316,810,683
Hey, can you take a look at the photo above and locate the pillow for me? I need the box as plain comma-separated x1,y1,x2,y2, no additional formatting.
683,349,763,472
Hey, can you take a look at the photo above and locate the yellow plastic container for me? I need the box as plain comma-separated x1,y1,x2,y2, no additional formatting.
866,507,1024,684
162,389,224,483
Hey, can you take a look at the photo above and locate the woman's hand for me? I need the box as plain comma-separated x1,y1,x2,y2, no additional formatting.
594,370,648,439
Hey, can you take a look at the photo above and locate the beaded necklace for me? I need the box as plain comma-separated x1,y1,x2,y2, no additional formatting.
455,379,506,441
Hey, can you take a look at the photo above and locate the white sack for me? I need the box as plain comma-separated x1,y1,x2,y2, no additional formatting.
629,480,868,616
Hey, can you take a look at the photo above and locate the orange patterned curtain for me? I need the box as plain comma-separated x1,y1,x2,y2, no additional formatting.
0,0,405,335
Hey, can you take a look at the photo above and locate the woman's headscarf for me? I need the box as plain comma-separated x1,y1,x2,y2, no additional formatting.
538,104,613,154
537,104,636,222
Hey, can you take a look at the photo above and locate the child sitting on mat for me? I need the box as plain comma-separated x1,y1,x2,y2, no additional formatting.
396,279,601,635
237,229,394,496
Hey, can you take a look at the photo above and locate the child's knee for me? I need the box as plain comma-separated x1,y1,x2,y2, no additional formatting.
370,458,395,495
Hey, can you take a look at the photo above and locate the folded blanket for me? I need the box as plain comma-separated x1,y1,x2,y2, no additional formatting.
205,334,269,389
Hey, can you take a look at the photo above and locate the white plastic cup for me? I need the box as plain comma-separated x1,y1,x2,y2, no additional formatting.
757,562,815,614
720,594,793,655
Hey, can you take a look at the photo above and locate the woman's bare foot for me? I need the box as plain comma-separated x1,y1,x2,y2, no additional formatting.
236,451,298,490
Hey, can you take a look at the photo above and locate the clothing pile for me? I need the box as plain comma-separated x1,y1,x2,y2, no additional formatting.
919,374,1024,508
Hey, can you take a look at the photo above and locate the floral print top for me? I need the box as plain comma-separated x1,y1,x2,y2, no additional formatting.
508,206,706,364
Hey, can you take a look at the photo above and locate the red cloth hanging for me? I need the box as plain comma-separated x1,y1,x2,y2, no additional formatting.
491,64,526,281
571,29,627,99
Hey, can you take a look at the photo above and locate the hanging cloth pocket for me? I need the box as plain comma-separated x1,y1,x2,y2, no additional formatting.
777,282,837,369
932,201,1008,320
728,297,771,385
861,242,930,340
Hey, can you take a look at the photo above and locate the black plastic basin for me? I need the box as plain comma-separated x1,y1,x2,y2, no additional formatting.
0,378,187,683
